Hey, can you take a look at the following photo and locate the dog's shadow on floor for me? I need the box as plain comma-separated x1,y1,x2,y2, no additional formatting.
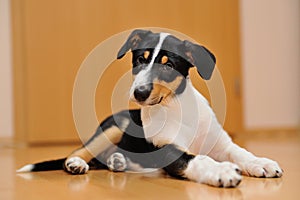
17,170,283,199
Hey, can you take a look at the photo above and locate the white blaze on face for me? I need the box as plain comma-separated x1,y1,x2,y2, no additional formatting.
130,33,170,100
148,32,170,66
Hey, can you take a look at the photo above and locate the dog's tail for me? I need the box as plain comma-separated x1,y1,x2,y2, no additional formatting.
16,158,66,173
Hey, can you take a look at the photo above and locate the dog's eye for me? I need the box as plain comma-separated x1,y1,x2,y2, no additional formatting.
162,62,174,71
166,62,173,68
136,56,146,65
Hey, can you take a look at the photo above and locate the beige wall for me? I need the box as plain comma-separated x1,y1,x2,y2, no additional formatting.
240,0,300,130
0,0,14,137
2,0,300,139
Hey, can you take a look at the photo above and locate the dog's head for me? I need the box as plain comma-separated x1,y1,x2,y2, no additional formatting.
117,29,216,106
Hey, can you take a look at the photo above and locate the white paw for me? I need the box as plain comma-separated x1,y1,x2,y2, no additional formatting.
107,153,127,172
185,156,242,188
244,157,283,178
65,157,89,174
206,162,243,188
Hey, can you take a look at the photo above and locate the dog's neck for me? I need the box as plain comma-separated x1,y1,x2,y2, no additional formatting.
140,79,227,154
141,79,204,150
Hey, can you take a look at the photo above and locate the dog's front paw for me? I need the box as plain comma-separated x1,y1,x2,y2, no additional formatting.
208,162,243,188
243,158,283,178
107,153,127,172
65,157,89,174
185,156,242,188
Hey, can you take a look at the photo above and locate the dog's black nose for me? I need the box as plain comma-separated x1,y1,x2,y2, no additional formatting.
134,84,152,102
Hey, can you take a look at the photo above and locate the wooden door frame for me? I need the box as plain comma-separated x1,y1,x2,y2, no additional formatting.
11,0,28,142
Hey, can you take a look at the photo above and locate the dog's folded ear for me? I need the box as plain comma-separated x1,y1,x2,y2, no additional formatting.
183,40,216,80
117,29,152,59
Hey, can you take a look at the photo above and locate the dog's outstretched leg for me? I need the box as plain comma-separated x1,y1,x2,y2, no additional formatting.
208,130,283,178
65,125,125,174
160,144,242,188
219,143,283,178
183,155,242,188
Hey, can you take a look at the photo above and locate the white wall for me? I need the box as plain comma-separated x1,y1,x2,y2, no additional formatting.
240,0,300,130
0,0,14,138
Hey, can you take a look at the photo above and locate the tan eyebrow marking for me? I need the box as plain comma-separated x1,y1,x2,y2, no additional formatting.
144,51,150,59
161,56,168,64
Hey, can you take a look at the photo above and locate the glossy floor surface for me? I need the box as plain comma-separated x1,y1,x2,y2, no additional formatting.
1,132,299,200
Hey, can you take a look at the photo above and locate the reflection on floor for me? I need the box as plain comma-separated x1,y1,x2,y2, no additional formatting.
0,131,299,200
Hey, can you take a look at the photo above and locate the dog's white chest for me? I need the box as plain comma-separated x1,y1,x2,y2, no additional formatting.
141,81,227,155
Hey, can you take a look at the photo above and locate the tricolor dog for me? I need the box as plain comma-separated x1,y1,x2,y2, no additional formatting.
17,30,283,187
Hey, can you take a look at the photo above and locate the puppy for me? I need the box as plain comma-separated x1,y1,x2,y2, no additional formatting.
17,29,283,187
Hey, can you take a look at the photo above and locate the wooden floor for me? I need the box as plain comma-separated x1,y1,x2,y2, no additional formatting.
1,131,299,200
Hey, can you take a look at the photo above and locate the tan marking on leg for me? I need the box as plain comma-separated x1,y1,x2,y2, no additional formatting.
118,118,130,132
67,126,124,163
68,147,94,162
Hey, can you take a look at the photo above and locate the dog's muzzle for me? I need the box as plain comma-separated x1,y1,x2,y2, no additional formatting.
133,83,153,102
